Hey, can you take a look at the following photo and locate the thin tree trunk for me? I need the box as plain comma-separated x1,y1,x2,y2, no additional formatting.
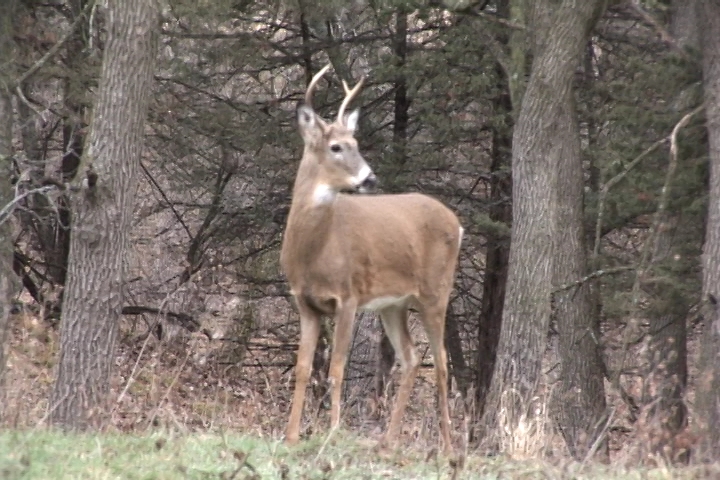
475,0,512,416
376,8,411,396
671,0,699,51
642,216,691,462
0,0,20,419
696,0,720,459
479,0,605,452
552,81,608,461
475,64,512,414
49,0,158,430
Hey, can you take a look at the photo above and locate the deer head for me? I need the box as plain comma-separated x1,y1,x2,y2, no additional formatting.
294,64,376,205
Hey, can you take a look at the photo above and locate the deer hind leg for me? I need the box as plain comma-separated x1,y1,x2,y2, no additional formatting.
421,303,453,455
378,304,420,449
328,299,358,431
286,300,321,445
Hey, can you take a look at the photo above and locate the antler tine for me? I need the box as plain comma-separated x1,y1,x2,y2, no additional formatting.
304,64,332,108
337,77,365,125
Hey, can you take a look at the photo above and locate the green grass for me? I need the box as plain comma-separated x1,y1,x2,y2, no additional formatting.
0,429,718,479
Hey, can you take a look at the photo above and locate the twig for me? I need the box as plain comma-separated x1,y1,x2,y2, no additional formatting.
472,10,525,31
145,340,193,429
15,86,44,117
315,424,339,460
140,160,193,240
14,2,95,117
578,407,616,471
552,266,635,294
0,185,57,226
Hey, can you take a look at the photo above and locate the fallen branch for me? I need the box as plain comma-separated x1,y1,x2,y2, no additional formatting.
121,305,200,332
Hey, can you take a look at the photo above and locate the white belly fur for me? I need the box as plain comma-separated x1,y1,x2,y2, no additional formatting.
360,295,410,311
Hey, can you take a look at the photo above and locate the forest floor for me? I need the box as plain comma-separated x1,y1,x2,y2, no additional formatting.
2,305,719,479
1,429,718,480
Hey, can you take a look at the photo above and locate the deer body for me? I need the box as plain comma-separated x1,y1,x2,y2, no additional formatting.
281,65,462,454
283,193,460,309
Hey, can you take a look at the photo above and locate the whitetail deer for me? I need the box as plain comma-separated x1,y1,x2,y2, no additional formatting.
280,64,463,454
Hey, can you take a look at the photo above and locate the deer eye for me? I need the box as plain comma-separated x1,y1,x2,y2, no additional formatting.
330,144,342,153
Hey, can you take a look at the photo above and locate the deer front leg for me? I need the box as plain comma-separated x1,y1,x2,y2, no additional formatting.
286,301,321,445
328,299,358,431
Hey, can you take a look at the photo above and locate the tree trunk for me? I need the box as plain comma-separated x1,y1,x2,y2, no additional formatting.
630,4,699,463
49,0,158,430
479,0,605,451
551,79,608,461
671,0,699,51
475,62,512,414
0,0,19,418
696,0,720,460
641,215,691,463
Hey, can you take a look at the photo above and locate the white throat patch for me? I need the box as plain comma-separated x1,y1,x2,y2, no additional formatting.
313,184,336,206
350,164,372,188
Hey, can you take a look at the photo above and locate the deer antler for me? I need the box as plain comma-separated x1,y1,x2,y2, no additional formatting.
304,64,332,108
337,77,365,125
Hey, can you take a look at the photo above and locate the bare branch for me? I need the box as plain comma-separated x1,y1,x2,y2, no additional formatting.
16,1,95,87
612,104,704,389
629,0,690,60
552,266,636,294
121,305,200,332
0,185,57,226
593,137,668,261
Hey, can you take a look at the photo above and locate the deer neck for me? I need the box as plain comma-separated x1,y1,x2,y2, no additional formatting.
284,157,340,260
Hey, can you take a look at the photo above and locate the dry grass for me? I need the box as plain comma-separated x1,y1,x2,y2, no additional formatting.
3,306,719,479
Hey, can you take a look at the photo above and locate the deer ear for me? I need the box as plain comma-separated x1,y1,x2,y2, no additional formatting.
297,105,316,130
345,108,360,133
297,105,327,143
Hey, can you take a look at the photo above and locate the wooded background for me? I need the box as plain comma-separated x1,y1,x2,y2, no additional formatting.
1,0,720,466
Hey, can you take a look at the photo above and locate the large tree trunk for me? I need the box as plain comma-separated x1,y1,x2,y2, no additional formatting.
0,0,20,418
479,0,605,452
551,79,608,460
49,0,158,430
696,0,720,460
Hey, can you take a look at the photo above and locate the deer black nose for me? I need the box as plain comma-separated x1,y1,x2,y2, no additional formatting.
360,172,377,191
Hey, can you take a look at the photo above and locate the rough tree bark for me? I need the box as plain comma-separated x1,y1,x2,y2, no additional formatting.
479,0,606,452
0,0,20,417
671,0,699,51
49,0,158,430
551,75,608,461
696,0,720,460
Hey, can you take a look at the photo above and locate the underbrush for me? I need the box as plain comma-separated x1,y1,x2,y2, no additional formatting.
3,308,720,479
0,429,718,480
